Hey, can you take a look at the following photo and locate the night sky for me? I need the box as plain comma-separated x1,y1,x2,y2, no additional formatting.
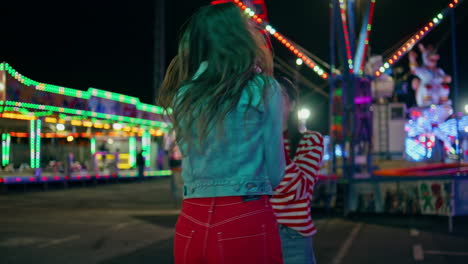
1,0,467,134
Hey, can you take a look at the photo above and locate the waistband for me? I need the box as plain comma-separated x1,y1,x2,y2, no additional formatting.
184,195,269,205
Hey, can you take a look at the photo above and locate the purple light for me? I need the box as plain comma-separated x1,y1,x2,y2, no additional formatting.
354,96,372,104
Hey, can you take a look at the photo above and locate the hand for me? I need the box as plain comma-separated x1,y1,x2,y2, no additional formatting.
442,75,452,84
418,43,426,53
408,50,418,62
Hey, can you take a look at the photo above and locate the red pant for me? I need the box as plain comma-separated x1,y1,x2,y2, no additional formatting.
174,195,283,264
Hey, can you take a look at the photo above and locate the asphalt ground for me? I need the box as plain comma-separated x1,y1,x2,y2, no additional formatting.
1,178,467,264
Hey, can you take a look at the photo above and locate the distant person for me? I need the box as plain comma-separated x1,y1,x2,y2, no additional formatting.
270,77,324,264
164,131,183,207
136,150,145,179
158,3,285,263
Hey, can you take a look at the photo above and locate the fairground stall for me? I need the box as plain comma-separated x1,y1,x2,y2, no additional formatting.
220,0,468,220
0,62,172,187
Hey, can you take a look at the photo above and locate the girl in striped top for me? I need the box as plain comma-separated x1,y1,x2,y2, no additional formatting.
271,77,324,264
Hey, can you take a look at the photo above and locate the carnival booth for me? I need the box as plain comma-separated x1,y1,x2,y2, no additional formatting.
0,62,171,186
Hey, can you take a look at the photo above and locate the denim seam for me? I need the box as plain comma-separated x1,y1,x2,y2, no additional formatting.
184,201,245,207
180,208,270,228
182,230,195,264
210,208,270,228
179,211,210,227
218,232,266,241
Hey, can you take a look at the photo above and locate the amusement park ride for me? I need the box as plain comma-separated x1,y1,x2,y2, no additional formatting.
212,0,467,178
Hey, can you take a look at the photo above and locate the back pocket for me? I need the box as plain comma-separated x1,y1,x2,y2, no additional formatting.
216,225,267,264
174,227,195,264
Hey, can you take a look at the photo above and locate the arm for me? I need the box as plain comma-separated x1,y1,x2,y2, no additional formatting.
294,132,324,188
274,132,324,200
408,50,419,73
263,79,285,189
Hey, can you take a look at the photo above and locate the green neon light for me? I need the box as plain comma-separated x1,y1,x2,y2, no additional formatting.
90,138,96,154
129,137,136,167
4,63,170,116
35,120,41,169
1,133,6,166
145,170,172,177
30,120,36,168
335,88,343,97
6,134,11,166
142,131,151,167
4,101,171,129
0,62,4,71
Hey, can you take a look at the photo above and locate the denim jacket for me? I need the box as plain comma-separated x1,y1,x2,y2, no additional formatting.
177,64,285,198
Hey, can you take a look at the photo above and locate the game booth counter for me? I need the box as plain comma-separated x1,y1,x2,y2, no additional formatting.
0,62,172,189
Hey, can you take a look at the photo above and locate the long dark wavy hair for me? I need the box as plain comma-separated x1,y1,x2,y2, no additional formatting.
157,3,273,147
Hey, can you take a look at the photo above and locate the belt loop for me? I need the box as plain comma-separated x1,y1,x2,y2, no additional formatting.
208,197,216,213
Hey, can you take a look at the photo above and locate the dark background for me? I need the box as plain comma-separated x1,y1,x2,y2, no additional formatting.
1,0,467,134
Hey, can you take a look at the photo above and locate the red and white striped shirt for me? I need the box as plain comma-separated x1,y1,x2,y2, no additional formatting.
270,131,324,237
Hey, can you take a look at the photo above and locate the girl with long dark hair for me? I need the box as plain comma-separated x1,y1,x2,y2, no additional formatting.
271,77,324,264
158,3,285,264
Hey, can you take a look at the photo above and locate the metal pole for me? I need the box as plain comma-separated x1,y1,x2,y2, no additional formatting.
450,6,460,164
328,0,337,215
154,0,166,103
449,7,459,233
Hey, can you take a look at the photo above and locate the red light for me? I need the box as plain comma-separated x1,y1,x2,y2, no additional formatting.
289,46,294,51
322,73,328,79
410,39,415,44
253,15,258,19
278,36,283,41
397,51,402,56
402,47,407,52
389,59,394,64
415,35,420,40
281,39,286,44
306,59,311,64
297,52,303,57
85,175,91,179
420,30,424,35
42,177,47,181
285,43,291,48
273,32,279,37
449,3,454,8
16,178,21,182
424,26,429,31
455,0,459,3
429,22,434,27
65,176,70,180
29,177,35,182
76,176,81,180
375,71,381,76
293,49,298,54
54,176,59,180
406,43,411,48
96,175,100,179
256,18,262,23
393,55,398,60
241,5,247,10
233,0,239,3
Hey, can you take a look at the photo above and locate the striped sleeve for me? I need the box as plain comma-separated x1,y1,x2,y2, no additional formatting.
294,131,324,186
273,131,324,201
